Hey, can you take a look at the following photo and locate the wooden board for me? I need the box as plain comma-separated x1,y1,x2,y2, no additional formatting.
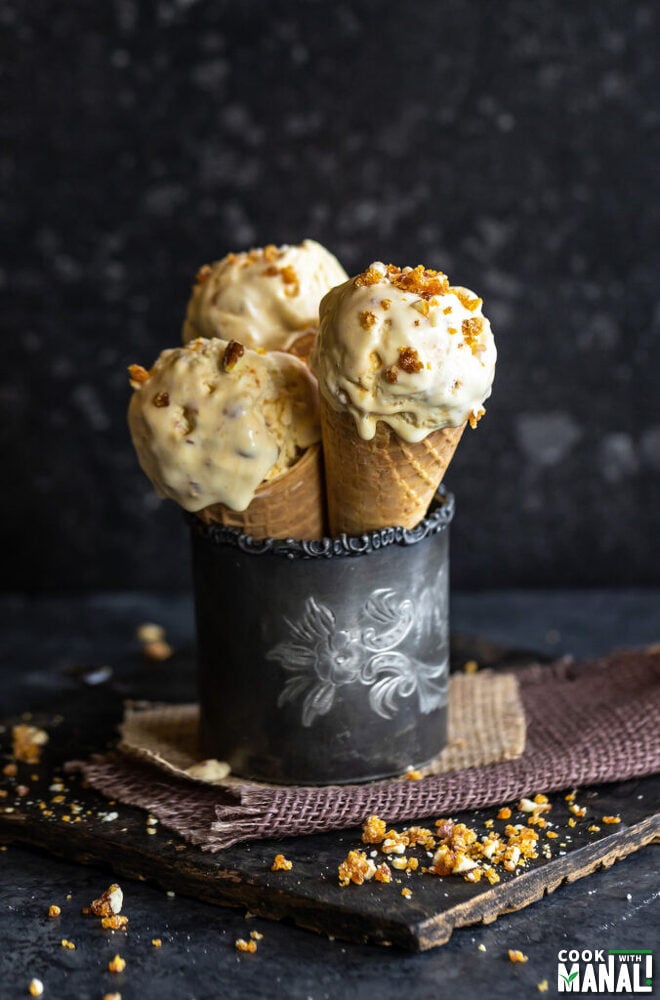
1,642,658,952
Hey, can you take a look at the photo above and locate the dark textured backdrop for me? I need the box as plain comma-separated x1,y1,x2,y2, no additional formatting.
3,0,659,591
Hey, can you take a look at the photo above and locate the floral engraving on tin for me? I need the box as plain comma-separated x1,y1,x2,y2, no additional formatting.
266,588,448,727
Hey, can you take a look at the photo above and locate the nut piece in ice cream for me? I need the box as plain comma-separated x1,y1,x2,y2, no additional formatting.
182,240,348,351
312,261,496,442
128,337,320,513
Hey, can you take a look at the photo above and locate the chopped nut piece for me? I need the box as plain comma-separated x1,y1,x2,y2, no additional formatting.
136,622,165,644
271,853,293,872
221,340,245,372
12,724,49,764
235,938,257,953
508,949,528,963
108,954,126,974
362,815,387,845
338,850,377,886
28,980,44,997
374,863,392,883
602,815,621,824
89,883,123,918
48,905,61,918
143,639,173,661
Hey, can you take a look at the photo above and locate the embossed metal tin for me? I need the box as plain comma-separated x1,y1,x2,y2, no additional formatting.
190,489,454,785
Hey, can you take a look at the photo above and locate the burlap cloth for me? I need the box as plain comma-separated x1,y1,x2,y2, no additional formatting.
67,649,660,851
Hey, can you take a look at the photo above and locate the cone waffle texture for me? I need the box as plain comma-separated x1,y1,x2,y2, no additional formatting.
320,398,465,535
196,442,325,540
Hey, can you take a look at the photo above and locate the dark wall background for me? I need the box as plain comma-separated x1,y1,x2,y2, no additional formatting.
3,0,659,591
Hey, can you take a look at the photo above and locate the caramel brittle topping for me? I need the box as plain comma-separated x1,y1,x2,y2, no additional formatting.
397,346,423,374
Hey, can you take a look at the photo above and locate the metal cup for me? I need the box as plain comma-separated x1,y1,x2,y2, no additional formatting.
190,489,454,784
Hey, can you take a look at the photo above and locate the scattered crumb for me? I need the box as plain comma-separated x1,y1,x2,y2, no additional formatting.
508,949,528,963
143,640,173,662
400,887,412,899
28,979,44,997
103,994,122,1000
602,815,621,824
463,660,479,674
48,905,61,918
374,863,392,884
588,824,601,833
108,954,126,974
101,915,128,931
497,807,512,820
362,815,387,845
338,850,377,887
60,939,75,950
537,981,549,993
88,884,123,918
12,724,49,764
151,938,162,948
250,930,263,941
136,623,164,644
404,769,423,781
477,943,487,952
235,938,257,954
271,854,293,872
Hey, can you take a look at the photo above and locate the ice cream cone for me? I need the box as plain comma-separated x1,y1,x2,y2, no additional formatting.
320,398,464,535
196,442,325,540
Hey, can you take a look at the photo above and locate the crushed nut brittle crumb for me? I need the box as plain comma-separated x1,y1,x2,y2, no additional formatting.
397,346,423,374
250,930,263,941
151,938,162,948
235,938,257,953
508,949,528,963
101,915,128,931
400,887,412,899
12,724,49,764
602,815,621,824
271,854,293,872
338,850,377,886
28,980,44,997
108,955,126,974
537,980,549,992
362,815,387,844
60,939,75,950
404,769,423,781
374,863,392,884
88,883,123,918
48,905,61,918
497,807,512,820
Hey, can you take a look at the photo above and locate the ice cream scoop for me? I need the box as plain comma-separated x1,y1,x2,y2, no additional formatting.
128,337,320,513
182,240,348,352
311,261,496,534
312,261,496,442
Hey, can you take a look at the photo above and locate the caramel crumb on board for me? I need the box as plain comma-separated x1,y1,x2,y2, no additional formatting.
602,815,621,824
235,938,257,954
497,807,512,820
48,905,61,918
60,939,75,950
12,724,49,764
28,980,44,998
362,815,387,844
108,955,126,974
271,853,293,872
151,938,162,948
338,850,377,887
404,769,423,781
102,915,128,931
374,863,392,884
400,887,412,899
508,949,529,963
587,824,601,833
537,981,549,993
463,659,479,674
88,883,123,918
143,639,173,662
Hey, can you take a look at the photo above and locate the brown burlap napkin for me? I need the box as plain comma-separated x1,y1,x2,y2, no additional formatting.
68,649,660,851
116,670,525,785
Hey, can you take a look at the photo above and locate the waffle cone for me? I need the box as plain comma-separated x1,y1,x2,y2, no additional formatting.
320,398,465,535
196,442,325,540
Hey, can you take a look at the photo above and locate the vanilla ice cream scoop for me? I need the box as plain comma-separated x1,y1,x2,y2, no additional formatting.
128,338,320,512
182,240,348,351
312,262,496,442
